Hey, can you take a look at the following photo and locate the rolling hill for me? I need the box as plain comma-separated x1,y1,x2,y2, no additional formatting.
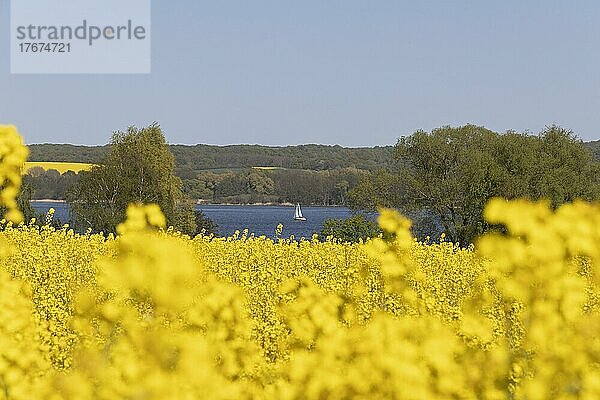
27,143,394,172
28,139,600,173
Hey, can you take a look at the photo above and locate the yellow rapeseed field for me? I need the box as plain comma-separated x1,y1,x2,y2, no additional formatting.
1,124,600,399
252,166,285,171
24,162,93,174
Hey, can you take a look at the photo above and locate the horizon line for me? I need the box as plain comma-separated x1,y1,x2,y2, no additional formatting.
26,141,396,148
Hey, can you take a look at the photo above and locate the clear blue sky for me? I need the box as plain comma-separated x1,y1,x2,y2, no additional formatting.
2,1,600,146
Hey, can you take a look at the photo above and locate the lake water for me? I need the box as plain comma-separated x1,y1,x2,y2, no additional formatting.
197,205,365,238
31,202,372,238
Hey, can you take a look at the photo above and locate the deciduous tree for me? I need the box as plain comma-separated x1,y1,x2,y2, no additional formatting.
67,124,197,234
349,124,600,244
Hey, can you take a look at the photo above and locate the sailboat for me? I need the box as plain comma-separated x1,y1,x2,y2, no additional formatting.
294,203,306,221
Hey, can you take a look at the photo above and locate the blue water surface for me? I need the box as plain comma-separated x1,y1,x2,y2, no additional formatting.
31,202,373,238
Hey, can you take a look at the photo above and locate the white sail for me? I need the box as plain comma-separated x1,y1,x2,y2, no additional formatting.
294,204,305,220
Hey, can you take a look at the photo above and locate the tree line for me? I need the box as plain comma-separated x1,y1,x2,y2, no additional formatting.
28,139,600,168
24,167,367,206
185,168,367,205
348,125,600,244
23,168,78,200
28,143,393,171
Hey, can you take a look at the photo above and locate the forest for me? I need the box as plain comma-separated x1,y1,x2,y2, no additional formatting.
25,143,389,204
24,135,600,207
27,143,393,171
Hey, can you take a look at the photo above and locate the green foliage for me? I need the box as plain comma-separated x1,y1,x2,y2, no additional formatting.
347,169,405,211
184,168,366,205
11,182,36,223
27,138,599,208
349,124,600,245
584,139,600,160
29,143,393,171
0,184,36,226
67,124,196,234
320,214,382,243
23,168,79,200
27,143,386,205
270,168,363,206
193,210,218,236
27,144,109,163
28,140,599,171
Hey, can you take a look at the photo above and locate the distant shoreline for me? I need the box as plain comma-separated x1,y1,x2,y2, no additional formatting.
30,200,346,207
30,199,66,203
201,202,295,207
